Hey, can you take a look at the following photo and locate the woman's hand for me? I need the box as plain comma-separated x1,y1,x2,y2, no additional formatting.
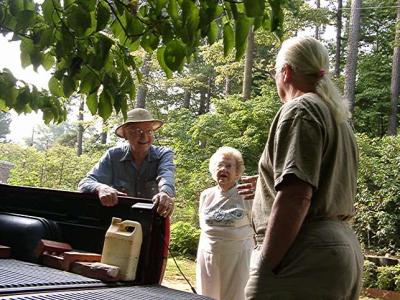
237,175,258,200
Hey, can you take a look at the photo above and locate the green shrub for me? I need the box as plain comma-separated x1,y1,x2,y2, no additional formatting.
395,274,400,292
355,134,400,255
363,260,378,288
376,265,400,291
170,221,200,258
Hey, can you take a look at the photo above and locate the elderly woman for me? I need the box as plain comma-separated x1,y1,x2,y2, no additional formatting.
245,37,363,299
196,146,254,300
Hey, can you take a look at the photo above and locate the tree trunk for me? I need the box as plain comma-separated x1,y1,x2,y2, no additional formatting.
77,98,84,156
242,27,254,100
334,0,343,77
224,75,230,95
198,90,206,115
344,0,362,114
100,131,107,144
206,77,212,113
388,0,400,135
135,53,152,108
315,0,320,39
183,90,191,108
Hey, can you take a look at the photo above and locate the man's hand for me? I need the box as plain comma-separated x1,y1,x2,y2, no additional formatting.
152,192,174,218
237,175,258,200
96,184,127,207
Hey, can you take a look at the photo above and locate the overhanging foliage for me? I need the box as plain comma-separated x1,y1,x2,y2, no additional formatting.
0,0,289,123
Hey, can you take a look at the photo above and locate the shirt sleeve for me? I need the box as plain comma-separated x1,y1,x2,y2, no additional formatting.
78,150,113,193
273,109,324,190
156,148,176,197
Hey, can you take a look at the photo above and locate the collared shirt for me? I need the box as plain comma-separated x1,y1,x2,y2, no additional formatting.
78,144,176,199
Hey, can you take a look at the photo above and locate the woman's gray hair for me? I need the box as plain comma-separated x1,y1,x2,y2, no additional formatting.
209,146,245,181
276,36,350,123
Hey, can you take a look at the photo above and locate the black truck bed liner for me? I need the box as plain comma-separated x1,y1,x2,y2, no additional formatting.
0,286,212,300
0,184,211,299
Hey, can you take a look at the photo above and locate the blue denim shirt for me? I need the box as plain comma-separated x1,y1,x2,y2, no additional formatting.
78,144,176,199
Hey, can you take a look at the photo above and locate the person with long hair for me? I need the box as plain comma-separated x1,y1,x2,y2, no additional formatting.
245,36,363,299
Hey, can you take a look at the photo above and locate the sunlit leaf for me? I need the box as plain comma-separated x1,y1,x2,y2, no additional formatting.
207,21,218,45
98,89,113,120
62,76,75,98
86,92,98,115
42,53,55,70
65,3,92,36
48,76,64,97
223,23,234,57
96,0,110,32
244,0,265,17
157,46,173,78
164,39,186,71
235,14,252,60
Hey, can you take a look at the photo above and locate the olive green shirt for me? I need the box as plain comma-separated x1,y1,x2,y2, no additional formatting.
252,93,358,236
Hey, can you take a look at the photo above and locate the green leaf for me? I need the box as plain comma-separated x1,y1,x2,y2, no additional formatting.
23,0,35,11
182,0,200,44
43,108,54,124
77,0,97,11
235,14,252,60
9,0,24,16
66,3,92,36
223,23,234,56
207,20,218,45
126,14,145,39
168,0,178,20
48,76,64,97
155,0,169,13
42,0,61,24
63,0,75,9
98,89,113,120
20,50,31,68
86,92,98,115
96,0,110,32
15,10,35,31
269,0,284,35
30,51,43,71
38,27,54,49
42,52,55,70
244,0,264,17
62,76,76,98
140,31,160,52
80,71,100,94
157,46,173,78
15,87,30,113
164,39,186,71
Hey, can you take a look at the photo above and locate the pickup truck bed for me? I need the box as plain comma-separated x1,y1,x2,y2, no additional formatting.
0,184,209,299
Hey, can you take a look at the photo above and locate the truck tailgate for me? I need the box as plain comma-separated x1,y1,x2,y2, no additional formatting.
0,286,212,300
0,259,211,299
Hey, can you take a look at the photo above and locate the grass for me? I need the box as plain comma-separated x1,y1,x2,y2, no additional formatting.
164,256,196,283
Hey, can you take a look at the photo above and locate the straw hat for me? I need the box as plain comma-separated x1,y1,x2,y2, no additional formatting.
115,108,163,138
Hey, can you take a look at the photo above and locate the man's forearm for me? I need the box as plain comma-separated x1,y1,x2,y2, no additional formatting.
261,182,312,270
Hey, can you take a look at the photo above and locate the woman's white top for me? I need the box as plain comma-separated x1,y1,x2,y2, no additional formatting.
198,185,253,253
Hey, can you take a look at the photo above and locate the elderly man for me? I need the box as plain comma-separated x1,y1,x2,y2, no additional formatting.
78,108,175,217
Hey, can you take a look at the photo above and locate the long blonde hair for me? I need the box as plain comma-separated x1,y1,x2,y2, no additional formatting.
275,36,350,123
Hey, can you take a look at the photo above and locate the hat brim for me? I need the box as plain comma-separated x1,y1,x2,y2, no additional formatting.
115,120,163,138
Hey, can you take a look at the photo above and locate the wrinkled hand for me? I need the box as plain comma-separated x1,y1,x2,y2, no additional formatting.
96,184,127,207
153,192,174,218
237,175,258,200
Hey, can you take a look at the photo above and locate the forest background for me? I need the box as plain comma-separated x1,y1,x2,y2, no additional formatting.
0,0,399,267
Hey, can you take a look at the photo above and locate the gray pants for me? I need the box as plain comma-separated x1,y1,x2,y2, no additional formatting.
245,220,363,300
